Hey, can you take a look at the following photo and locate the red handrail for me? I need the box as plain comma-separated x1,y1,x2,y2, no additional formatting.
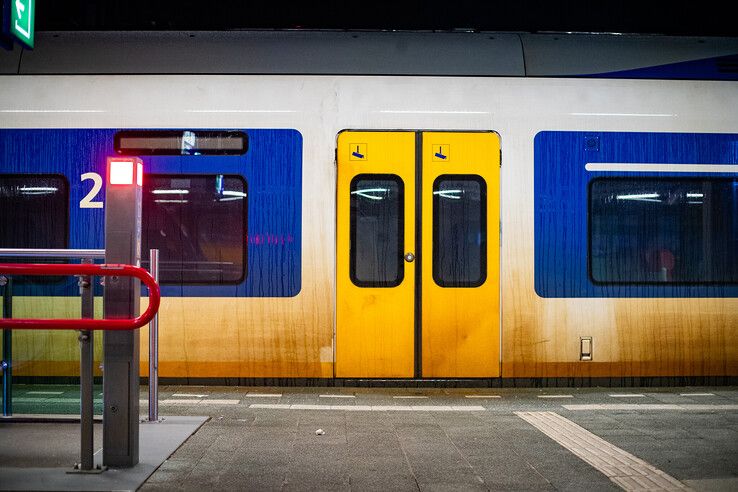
0,263,160,330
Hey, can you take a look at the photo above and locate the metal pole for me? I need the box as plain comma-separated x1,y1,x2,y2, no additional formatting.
148,249,159,422
78,258,95,471
0,248,105,259
2,276,12,417
103,157,143,468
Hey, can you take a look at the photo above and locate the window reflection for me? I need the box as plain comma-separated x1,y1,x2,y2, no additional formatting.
590,178,738,284
0,175,68,249
0,175,69,283
115,130,247,156
142,174,247,284
350,175,404,287
433,175,487,287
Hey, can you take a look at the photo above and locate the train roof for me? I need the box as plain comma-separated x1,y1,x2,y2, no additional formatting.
1,30,737,80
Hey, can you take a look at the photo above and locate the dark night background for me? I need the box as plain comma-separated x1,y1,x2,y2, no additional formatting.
34,0,736,36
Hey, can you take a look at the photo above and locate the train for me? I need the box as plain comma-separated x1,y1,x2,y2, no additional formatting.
1,31,737,385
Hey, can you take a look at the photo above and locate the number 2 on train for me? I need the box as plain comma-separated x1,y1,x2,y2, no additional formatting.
80,172,103,208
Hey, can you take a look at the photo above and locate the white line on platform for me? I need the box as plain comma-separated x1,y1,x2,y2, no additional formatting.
538,395,574,399
465,395,502,399
26,391,64,395
14,396,103,403
172,393,207,398
680,393,715,397
564,404,738,411
160,398,240,405
393,395,428,399
249,403,485,412
516,411,688,491
246,393,282,398
609,394,645,398
319,394,356,398
6,413,103,419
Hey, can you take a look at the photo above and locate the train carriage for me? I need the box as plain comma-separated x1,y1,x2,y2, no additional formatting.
1,31,737,385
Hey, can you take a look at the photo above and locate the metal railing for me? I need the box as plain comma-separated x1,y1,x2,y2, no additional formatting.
0,248,106,259
0,248,161,472
0,248,105,422
0,263,160,330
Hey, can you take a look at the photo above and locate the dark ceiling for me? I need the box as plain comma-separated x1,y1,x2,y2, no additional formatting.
35,0,735,36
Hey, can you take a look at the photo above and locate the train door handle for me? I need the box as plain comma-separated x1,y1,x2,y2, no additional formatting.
404,252,415,263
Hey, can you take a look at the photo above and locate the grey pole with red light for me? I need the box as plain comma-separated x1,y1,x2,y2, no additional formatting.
103,156,144,468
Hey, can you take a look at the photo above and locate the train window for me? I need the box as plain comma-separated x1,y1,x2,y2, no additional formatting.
0,175,69,249
115,130,247,156
589,178,738,284
350,174,404,287
0,175,69,282
142,174,247,285
432,175,487,287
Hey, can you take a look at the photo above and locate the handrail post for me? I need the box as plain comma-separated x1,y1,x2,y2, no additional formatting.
1,275,12,417
76,258,96,471
148,249,160,422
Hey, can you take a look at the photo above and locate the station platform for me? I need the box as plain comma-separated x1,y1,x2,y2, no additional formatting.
2,385,737,491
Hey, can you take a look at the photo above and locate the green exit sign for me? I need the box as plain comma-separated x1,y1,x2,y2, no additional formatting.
9,0,34,49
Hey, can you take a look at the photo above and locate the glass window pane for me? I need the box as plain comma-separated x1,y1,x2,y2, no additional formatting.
350,174,404,287
115,130,247,156
142,174,247,284
0,175,69,284
0,175,68,249
433,175,487,287
589,178,738,284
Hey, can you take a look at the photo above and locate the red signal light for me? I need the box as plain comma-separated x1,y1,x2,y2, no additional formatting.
108,157,143,186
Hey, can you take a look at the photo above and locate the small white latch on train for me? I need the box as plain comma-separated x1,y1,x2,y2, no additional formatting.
580,337,592,361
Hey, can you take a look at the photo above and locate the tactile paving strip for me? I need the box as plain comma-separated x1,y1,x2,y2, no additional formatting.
516,411,690,491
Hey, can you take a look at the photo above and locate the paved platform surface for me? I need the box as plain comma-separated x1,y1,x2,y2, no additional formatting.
0,416,207,491
133,386,738,491
2,385,737,490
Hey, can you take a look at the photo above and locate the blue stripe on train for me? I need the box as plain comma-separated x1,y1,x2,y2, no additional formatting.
534,131,738,298
0,128,302,297
583,54,738,81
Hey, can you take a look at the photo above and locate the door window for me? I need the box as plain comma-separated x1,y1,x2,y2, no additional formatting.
349,174,404,287
432,175,487,287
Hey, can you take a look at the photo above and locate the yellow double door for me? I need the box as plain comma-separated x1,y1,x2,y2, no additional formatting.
336,131,500,378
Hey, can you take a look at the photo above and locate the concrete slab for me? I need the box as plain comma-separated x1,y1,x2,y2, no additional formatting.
0,416,207,491
0,422,103,467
